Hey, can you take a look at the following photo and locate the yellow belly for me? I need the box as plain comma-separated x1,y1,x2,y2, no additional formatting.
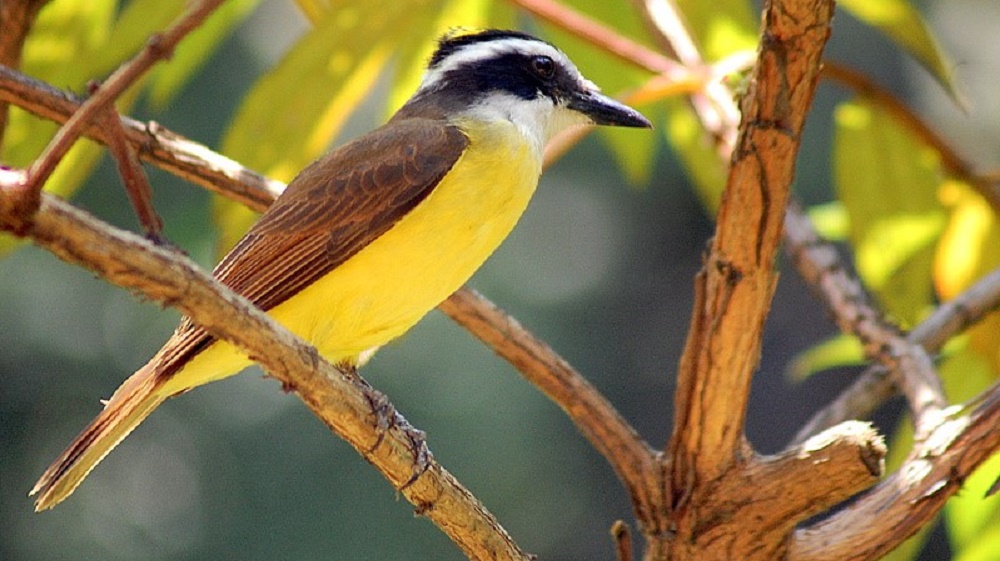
163,119,541,393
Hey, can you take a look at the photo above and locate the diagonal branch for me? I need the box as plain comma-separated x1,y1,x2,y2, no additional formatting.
790,380,1000,561
24,0,226,198
0,188,530,561
792,266,1000,445
783,201,948,438
438,290,661,522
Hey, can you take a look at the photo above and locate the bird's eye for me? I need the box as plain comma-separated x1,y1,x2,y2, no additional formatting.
530,55,555,79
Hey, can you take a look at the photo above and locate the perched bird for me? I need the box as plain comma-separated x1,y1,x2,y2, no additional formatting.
31,28,651,510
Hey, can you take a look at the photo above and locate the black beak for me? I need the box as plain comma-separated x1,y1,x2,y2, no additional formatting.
567,89,652,128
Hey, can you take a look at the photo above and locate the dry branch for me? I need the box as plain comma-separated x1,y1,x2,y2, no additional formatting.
783,202,947,436
792,266,1000,444
23,0,226,211
790,381,1000,561
668,0,834,485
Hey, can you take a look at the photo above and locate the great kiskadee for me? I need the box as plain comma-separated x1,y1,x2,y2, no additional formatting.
30,29,651,510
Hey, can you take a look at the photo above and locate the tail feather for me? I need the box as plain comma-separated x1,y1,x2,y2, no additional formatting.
30,364,167,511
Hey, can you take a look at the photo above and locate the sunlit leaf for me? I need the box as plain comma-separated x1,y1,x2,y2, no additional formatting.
839,0,960,101
834,98,947,326
934,182,1000,373
807,201,850,241
149,0,265,107
664,98,726,210
787,334,865,381
216,1,430,253
941,351,1000,556
674,0,758,60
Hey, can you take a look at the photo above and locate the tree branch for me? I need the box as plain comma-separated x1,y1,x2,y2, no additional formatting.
438,289,662,522
668,0,834,483
0,188,530,561
783,201,948,437
790,381,1000,561
0,64,283,211
792,266,1000,445
100,104,165,241
21,0,226,217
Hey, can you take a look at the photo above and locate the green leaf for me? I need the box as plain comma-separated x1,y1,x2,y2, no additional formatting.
787,334,865,381
674,0,758,61
215,1,430,253
148,0,265,107
833,98,947,326
839,0,961,102
664,98,726,210
807,201,850,241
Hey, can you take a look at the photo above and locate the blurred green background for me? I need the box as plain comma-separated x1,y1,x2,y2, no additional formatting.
2,1,999,560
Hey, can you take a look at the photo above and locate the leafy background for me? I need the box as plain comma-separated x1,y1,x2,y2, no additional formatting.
1,1,998,560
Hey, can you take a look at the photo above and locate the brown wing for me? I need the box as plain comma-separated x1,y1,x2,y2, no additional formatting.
172,118,468,345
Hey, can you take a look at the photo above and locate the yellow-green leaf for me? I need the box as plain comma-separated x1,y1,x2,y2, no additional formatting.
834,98,947,325
674,0,758,61
664,98,726,210
807,201,850,242
149,0,265,107
953,523,1000,561
787,334,865,381
839,0,961,102
216,1,430,253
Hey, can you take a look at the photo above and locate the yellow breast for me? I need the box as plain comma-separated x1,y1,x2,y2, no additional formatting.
169,118,541,389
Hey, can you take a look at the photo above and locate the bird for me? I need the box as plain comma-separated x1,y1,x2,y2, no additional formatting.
30,28,651,511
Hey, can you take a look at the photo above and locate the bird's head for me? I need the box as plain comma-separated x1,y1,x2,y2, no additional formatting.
403,29,652,149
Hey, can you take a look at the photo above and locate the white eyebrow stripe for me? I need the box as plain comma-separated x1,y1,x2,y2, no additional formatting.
417,38,582,93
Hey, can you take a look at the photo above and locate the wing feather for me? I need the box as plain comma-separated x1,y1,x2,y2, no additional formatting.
172,118,468,350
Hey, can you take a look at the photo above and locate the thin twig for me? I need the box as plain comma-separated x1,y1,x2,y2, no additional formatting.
631,0,740,154
783,202,948,438
792,267,1000,445
22,0,226,210
0,0,49,144
438,290,661,522
823,62,1000,216
508,0,688,78
100,103,165,241
0,64,283,211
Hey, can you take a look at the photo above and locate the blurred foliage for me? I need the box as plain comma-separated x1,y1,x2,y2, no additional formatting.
2,1,999,561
